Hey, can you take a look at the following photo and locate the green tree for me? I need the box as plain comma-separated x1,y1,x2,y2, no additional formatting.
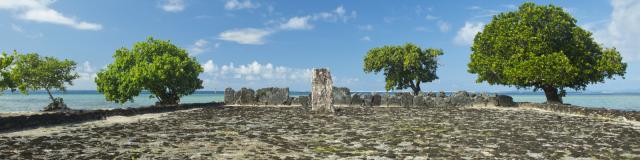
11,53,79,103
95,37,204,105
468,2,627,104
0,51,16,92
364,43,444,95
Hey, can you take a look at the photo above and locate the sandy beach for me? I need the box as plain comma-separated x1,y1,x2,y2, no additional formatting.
1,105,639,159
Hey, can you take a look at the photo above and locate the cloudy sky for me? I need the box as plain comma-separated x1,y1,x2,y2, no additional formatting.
0,0,638,92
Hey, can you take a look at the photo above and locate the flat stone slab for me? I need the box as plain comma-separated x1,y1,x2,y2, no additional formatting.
0,106,639,159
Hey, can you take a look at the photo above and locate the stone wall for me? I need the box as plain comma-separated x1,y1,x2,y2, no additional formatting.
0,102,224,132
225,87,309,107
332,91,516,108
519,103,640,121
224,87,514,108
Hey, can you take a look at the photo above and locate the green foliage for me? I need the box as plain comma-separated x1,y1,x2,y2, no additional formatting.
95,37,204,105
468,2,627,103
364,43,444,95
0,51,16,93
11,52,79,102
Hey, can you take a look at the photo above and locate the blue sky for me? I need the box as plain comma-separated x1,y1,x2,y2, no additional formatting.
0,0,638,92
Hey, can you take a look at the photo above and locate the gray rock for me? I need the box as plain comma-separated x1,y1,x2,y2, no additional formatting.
438,91,447,98
433,97,448,107
333,87,351,105
427,92,437,97
234,88,256,105
413,95,427,107
371,94,382,107
224,88,235,105
424,97,436,108
298,96,310,108
256,87,289,105
311,68,334,113
350,94,364,107
362,94,373,107
43,98,70,112
295,96,310,108
283,97,294,105
496,95,516,107
399,93,413,108
450,91,473,107
385,94,401,107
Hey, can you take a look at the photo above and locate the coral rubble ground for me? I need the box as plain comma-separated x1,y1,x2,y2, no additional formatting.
1,106,639,159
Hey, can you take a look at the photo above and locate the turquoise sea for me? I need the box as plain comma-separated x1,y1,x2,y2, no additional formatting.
0,91,638,112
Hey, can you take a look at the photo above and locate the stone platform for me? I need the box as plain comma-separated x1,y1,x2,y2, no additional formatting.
1,105,638,159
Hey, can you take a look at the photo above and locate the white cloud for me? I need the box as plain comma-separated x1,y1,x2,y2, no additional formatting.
221,5,355,45
218,28,273,45
10,23,23,32
188,39,217,56
357,24,373,31
224,0,258,10
160,0,185,12
415,26,429,32
454,22,484,45
0,0,102,31
276,5,356,31
592,0,640,62
360,36,371,42
311,5,357,23
202,59,218,74
69,61,98,89
76,61,96,81
11,23,43,38
201,60,312,82
437,20,450,32
280,16,313,30
425,14,439,20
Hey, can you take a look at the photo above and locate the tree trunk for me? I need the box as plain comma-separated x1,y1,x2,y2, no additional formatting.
45,88,55,103
542,86,563,104
158,92,179,105
412,81,421,95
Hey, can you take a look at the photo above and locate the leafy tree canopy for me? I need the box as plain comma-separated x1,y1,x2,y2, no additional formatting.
0,51,16,93
95,37,204,105
11,52,79,102
468,2,627,103
364,43,443,95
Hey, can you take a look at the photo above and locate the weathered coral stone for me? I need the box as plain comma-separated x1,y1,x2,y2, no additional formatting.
311,68,334,113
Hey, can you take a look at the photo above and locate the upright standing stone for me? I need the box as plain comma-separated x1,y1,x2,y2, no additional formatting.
224,88,236,105
311,68,334,113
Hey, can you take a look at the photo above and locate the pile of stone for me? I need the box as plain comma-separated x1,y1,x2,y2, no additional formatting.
334,91,515,108
224,87,515,108
42,97,71,112
224,87,310,106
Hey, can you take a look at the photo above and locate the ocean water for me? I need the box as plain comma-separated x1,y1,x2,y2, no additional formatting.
0,91,224,112
0,91,638,112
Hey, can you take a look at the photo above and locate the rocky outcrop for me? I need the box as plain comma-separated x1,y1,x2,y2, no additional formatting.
256,87,290,105
234,88,256,105
311,68,334,113
399,93,413,108
292,96,310,108
224,88,235,104
371,94,382,107
223,87,517,109
42,98,71,112
333,87,351,106
350,94,364,107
